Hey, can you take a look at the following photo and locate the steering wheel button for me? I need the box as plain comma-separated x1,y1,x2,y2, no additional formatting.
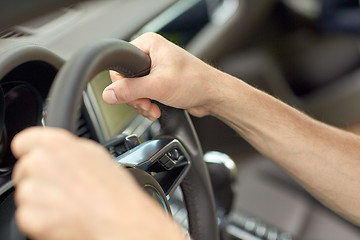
159,154,171,165
168,148,180,160
164,159,176,170
114,144,127,155
158,154,176,170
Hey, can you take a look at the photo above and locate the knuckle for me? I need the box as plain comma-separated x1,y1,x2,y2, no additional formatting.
37,129,75,149
142,32,161,41
138,32,165,47
13,143,61,182
16,207,49,238
15,179,37,204
15,208,30,235
13,150,44,180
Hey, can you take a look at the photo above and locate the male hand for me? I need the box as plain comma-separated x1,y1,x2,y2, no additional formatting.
102,32,225,120
11,127,186,240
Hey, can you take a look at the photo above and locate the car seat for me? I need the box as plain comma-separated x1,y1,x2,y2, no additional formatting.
230,155,360,239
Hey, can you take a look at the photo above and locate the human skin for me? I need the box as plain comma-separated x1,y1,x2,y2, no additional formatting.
103,32,360,225
11,127,188,240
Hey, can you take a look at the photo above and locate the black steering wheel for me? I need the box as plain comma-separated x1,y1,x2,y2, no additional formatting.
44,39,219,240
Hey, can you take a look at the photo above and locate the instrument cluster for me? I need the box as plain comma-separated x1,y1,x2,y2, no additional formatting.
0,82,43,170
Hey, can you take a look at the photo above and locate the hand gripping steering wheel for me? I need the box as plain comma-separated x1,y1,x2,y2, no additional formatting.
45,39,219,240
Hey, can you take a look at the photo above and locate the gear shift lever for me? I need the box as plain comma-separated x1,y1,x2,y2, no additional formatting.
204,151,237,215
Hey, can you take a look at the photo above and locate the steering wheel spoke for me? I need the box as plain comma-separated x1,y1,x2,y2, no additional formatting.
115,138,191,197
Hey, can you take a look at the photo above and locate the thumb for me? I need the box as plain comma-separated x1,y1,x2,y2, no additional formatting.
102,75,152,104
102,75,162,121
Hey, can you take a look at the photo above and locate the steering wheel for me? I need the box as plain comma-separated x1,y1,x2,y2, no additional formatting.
44,39,219,240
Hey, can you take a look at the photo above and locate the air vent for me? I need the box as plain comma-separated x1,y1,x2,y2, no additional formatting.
77,113,93,139
76,108,98,141
0,29,30,39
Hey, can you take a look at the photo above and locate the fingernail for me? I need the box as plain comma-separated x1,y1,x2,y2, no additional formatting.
140,105,148,111
103,89,118,104
149,111,158,120
148,116,157,122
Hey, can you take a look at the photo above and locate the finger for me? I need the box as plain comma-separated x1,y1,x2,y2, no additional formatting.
148,102,161,120
14,178,66,238
12,148,50,185
14,178,60,207
127,99,161,121
132,109,158,122
16,205,47,239
16,204,61,240
12,128,76,183
11,127,74,159
127,98,152,112
11,127,44,159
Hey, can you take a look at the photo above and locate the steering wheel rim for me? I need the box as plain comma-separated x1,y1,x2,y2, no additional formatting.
45,39,219,240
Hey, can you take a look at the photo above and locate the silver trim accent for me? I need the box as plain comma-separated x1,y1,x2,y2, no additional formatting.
283,0,321,19
204,151,237,179
0,180,14,196
133,0,202,38
226,224,262,240
211,0,241,25
122,114,153,139
83,90,106,143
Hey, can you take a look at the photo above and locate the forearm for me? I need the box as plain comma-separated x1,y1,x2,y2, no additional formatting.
209,71,360,225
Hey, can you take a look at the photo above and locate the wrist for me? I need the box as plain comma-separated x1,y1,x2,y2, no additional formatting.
207,70,248,118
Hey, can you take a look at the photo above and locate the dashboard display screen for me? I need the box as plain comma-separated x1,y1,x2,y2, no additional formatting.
87,71,138,142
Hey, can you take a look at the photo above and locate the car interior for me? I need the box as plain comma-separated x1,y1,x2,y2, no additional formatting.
0,0,360,239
